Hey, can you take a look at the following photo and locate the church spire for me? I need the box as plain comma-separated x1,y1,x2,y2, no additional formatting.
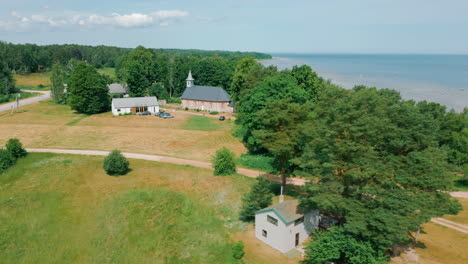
186,70,194,88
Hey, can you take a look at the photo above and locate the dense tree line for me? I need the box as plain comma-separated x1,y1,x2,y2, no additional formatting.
116,46,244,97
234,59,467,263
0,41,271,75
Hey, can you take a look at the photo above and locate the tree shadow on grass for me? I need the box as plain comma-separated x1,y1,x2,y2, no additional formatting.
108,168,132,177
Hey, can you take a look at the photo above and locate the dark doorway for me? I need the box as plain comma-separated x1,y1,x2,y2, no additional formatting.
295,233,299,247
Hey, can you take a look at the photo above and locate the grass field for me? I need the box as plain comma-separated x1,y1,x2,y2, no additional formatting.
182,115,222,131
0,101,246,162
14,72,51,89
97,67,116,79
0,153,298,263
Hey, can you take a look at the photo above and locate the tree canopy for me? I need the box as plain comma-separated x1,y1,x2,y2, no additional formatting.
68,62,109,114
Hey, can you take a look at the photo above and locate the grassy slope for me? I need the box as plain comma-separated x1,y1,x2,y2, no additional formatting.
0,153,254,263
14,72,51,90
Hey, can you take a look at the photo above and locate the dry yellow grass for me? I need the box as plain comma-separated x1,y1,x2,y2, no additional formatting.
444,198,468,225
14,72,51,87
0,100,246,162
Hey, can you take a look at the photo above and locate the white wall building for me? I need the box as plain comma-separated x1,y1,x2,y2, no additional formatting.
111,96,159,116
255,199,320,254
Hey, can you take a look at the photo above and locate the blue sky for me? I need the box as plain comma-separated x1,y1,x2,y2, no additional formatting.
1,0,467,54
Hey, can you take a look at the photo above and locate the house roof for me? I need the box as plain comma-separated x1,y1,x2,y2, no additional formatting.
255,200,304,224
112,96,158,108
181,85,231,102
108,83,128,94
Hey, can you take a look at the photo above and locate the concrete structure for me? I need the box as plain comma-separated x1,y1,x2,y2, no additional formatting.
255,200,320,254
111,96,159,116
181,71,234,113
108,83,129,96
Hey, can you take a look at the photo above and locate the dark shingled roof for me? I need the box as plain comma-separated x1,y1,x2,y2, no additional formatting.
255,200,304,224
181,85,231,102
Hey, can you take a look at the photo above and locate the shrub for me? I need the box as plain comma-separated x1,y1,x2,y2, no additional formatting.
185,107,189,111
103,150,130,176
37,84,45,89
212,147,237,176
167,97,181,104
239,177,273,221
209,111,219,115
5,138,27,159
0,148,15,173
232,240,245,260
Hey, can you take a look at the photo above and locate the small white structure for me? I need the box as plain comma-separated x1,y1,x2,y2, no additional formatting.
111,96,159,116
255,199,320,254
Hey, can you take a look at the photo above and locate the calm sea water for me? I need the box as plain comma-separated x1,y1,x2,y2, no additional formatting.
260,54,468,112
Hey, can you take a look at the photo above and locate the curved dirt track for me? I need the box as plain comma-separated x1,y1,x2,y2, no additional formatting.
26,148,308,186
0,90,50,113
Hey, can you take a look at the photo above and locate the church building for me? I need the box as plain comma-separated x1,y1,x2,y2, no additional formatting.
181,71,234,113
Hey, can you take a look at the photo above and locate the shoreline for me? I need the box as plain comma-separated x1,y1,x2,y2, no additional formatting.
259,56,467,112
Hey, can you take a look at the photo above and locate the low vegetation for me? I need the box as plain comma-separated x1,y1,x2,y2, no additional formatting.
0,138,27,173
103,150,130,176
213,147,237,176
239,177,273,222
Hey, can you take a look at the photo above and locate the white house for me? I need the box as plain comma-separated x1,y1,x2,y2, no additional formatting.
255,199,320,254
181,71,234,113
111,96,159,116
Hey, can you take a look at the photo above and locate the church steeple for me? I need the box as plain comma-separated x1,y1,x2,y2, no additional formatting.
186,71,194,88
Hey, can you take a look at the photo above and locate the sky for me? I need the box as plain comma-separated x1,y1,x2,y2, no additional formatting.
0,0,468,54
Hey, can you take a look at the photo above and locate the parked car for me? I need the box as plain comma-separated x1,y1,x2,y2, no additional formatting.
138,111,151,116
161,113,174,119
219,116,225,121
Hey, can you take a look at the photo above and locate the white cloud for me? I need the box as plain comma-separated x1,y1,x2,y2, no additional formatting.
0,10,189,31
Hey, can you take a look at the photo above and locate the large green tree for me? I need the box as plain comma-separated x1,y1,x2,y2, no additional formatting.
253,100,311,196
230,57,259,101
0,64,16,95
68,62,110,114
236,73,312,153
298,85,462,259
117,46,156,97
50,63,67,103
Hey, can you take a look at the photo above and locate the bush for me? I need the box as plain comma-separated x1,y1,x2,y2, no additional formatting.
232,240,245,260
209,111,219,115
239,177,273,221
5,138,27,159
212,147,237,176
103,150,130,176
167,97,181,104
0,148,15,173
185,107,189,111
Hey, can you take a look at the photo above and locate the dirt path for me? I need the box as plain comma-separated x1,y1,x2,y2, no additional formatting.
26,148,308,186
0,90,50,113
450,191,468,199
431,218,468,234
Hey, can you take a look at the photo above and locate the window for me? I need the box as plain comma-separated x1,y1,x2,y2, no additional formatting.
294,216,304,226
267,215,278,226
117,109,121,112
262,229,267,238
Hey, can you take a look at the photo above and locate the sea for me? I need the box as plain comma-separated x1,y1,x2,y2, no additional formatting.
260,54,468,112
